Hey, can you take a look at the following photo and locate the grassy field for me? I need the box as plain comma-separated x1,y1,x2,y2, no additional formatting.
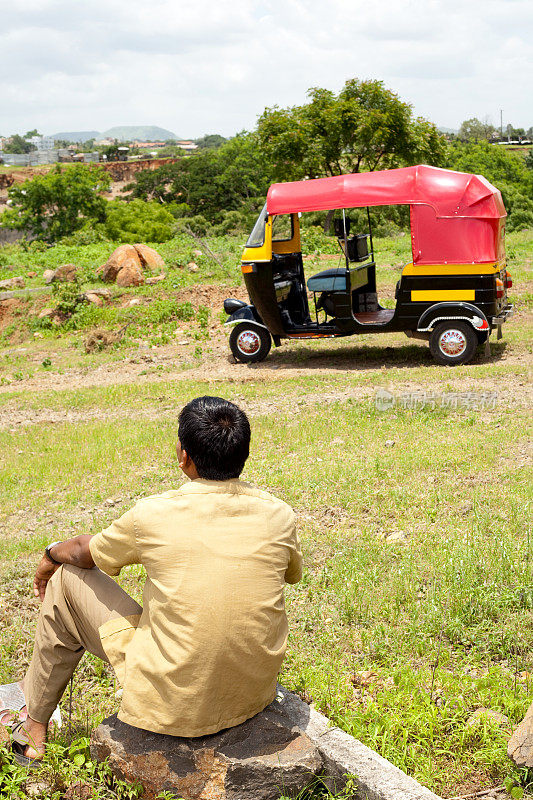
0,227,532,799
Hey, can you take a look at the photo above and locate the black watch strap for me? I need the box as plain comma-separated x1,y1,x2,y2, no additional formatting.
45,541,62,565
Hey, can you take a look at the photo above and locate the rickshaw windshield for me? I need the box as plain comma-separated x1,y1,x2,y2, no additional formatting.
246,203,267,248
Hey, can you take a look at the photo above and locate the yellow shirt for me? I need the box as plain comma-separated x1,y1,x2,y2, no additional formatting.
88,478,302,737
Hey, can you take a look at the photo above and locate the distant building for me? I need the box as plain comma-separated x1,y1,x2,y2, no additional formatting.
28,135,56,151
176,140,198,151
133,141,166,149
95,137,116,147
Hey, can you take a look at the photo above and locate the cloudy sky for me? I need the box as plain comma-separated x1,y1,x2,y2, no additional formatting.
1,0,532,138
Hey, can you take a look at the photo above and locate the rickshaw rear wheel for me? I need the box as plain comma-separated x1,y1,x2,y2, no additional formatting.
229,323,272,363
429,321,478,366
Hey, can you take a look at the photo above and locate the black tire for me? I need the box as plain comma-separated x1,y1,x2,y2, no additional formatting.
429,320,478,366
229,323,271,363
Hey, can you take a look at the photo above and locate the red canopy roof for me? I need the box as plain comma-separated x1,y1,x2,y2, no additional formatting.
267,166,506,265
267,165,505,219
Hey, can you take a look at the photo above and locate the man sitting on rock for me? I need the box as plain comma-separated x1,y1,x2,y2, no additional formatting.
4,396,302,764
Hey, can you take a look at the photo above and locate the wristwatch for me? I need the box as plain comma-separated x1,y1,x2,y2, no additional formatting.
44,541,62,565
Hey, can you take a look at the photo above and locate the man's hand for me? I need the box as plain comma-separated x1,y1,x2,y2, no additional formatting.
33,556,60,602
33,535,95,601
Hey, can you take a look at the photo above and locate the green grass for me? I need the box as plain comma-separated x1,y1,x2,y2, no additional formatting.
0,384,532,796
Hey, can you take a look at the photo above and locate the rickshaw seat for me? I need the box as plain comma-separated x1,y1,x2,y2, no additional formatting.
307,268,350,292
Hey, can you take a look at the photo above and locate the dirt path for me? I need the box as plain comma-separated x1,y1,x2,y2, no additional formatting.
1,375,531,432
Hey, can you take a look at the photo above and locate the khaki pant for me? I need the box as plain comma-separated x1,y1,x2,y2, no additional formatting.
24,565,141,724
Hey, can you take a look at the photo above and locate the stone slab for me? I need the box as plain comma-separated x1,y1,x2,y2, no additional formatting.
276,686,441,800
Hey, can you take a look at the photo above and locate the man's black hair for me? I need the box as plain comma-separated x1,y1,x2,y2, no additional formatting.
178,396,251,480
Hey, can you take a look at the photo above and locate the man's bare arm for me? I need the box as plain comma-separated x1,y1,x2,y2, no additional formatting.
49,535,95,569
33,535,95,602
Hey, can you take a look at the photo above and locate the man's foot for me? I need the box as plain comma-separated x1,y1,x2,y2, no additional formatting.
9,716,47,761
20,717,47,759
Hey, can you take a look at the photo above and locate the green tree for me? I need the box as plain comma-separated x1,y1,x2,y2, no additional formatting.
2,164,111,241
257,79,446,181
129,132,272,224
458,118,495,142
445,141,533,230
194,134,227,149
127,161,182,203
3,134,37,154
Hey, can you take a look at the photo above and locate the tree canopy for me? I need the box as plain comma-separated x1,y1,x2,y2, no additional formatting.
458,118,496,142
445,141,533,230
129,132,273,224
3,164,111,241
2,134,37,154
257,79,446,181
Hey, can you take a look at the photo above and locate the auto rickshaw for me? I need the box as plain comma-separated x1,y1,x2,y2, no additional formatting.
223,165,513,366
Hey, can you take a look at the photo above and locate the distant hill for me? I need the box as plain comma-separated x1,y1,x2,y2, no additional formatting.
438,126,458,135
102,126,180,142
50,130,100,143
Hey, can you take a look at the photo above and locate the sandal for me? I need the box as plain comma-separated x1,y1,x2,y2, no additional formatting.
0,681,62,769
9,719,43,769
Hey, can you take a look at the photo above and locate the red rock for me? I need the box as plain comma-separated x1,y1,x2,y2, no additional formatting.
91,695,322,800
101,245,142,283
116,262,144,287
53,264,78,282
133,244,164,269
85,292,104,306
145,274,166,285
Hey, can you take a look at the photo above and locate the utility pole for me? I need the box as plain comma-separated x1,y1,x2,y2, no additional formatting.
500,110,503,140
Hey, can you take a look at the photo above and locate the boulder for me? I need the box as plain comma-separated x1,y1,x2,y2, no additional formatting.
116,262,145,288
101,245,143,283
85,292,104,307
53,263,78,283
188,262,199,272
38,308,54,319
0,276,25,290
90,692,322,800
133,244,164,269
145,274,166,285
508,700,533,767
43,270,55,284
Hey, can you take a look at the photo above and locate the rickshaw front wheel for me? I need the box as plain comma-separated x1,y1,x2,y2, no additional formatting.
229,323,272,363
429,321,478,366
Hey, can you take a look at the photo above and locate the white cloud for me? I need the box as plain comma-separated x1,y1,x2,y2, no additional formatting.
0,0,531,137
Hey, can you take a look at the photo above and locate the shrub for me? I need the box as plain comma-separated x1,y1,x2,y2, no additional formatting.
103,199,176,243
